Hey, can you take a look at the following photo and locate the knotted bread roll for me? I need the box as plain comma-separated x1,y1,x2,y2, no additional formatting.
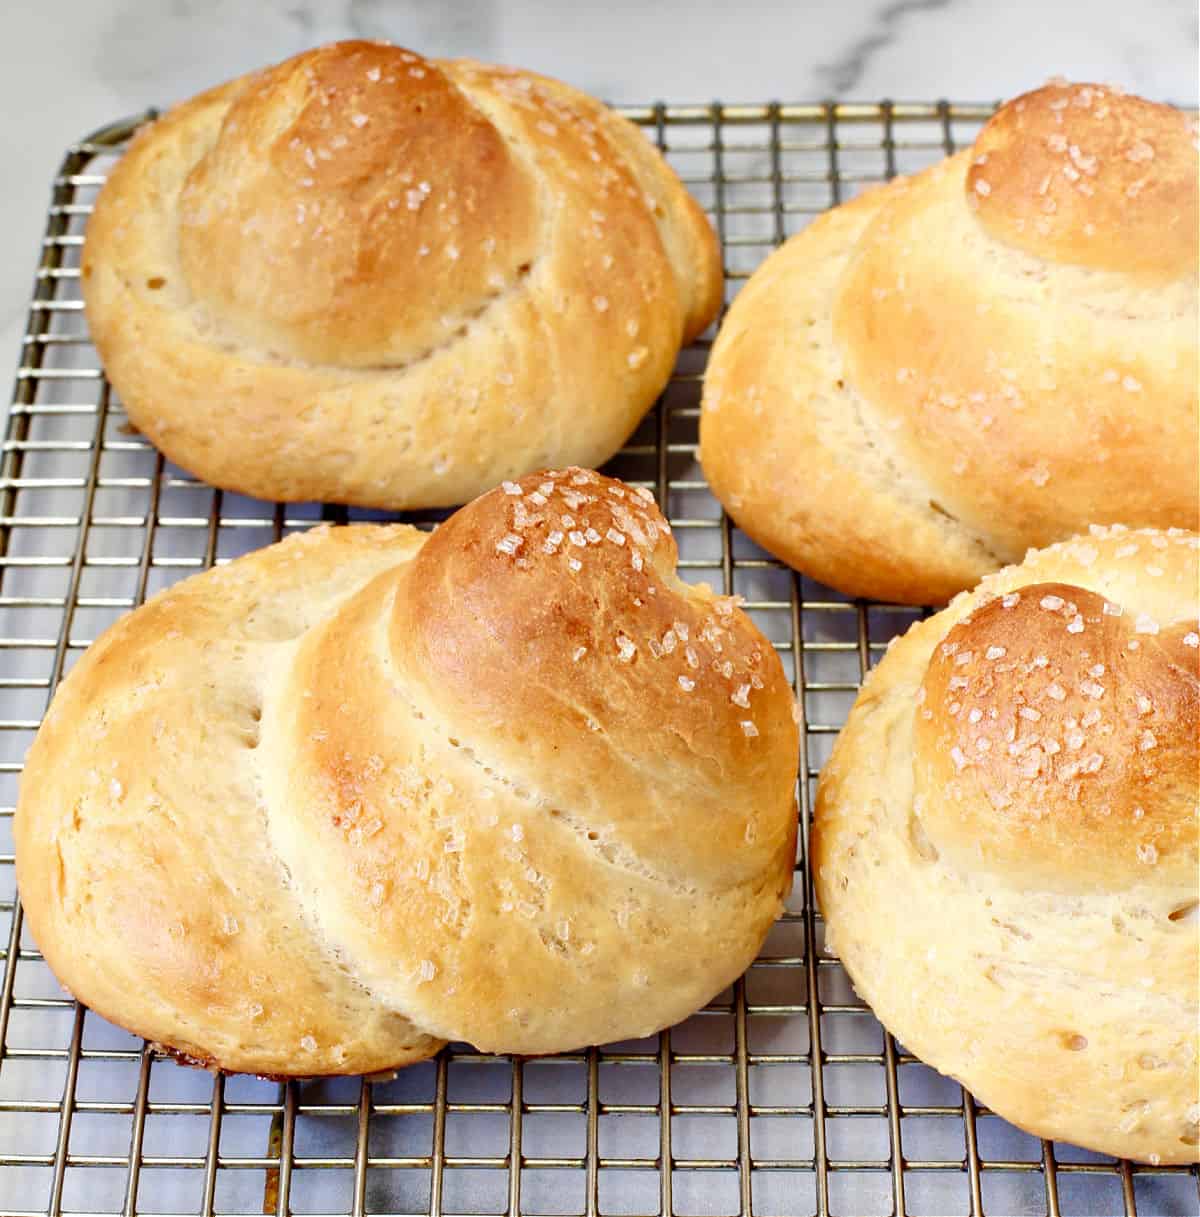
15,470,797,1076
82,41,721,508
701,81,1198,604
813,526,1199,1162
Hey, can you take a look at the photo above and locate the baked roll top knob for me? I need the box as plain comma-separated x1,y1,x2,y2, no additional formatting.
178,43,541,367
701,81,1198,604
814,527,1200,1163
965,84,1198,278
916,582,1199,892
395,469,799,890
16,470,797,1075
82,42,721,508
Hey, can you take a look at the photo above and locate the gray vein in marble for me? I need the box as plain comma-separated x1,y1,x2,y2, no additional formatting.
815,0,955,94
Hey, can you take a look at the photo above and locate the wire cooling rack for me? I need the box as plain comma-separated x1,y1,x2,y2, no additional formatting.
0,98,1197,1217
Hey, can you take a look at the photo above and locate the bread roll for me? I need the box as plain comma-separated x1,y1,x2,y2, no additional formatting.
15,470,797,1076
701,82,1198,604
812,526,1199,1162
82,42,721,509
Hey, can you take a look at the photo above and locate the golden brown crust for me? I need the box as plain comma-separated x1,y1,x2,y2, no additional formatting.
836,154,1197,560
813,527,1200,1162
15,525,442,1077
916,581,1198,891
397,469,798,891
700,189,999,603
82,42,721,509
700,82,1199,605
178,45,541,368
966,82,1199,279
16,471,797,1073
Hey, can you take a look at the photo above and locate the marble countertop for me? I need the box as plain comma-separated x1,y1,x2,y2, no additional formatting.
0,0,1196,379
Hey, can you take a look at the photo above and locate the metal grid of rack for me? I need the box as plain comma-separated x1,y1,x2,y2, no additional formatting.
0,99,1196,1217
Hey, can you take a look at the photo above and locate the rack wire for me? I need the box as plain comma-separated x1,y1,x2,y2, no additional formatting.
0,98,1197,1217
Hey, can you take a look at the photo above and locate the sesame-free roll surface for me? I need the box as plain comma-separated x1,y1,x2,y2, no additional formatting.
15,469,798,1076
82,41,721,508
813,526,1200,1163
701,81,1198,604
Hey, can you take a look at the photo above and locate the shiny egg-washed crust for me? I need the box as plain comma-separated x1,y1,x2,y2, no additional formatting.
813,527,1200,1163
15,470,798,1076
701,82,1198,604
81,42,721,509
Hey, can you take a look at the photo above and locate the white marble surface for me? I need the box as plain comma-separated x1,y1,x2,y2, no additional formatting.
0,0,1196,380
